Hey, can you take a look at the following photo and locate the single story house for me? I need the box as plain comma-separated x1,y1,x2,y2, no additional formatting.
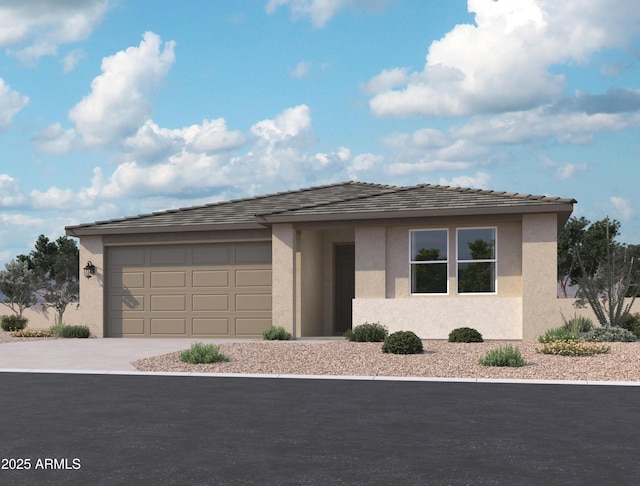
65,181,575,341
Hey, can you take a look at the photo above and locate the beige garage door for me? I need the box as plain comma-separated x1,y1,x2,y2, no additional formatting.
106,242,272,337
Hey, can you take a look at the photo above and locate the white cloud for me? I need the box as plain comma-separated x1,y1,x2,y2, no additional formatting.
554,163,587,180
610,196,634,221
0,79,29,132
0,175,27,207
0,0,108,64
67,31,176,147
62,49,85,73
438,172,492,189
32,123,77,155
291,61,312,79
367,0,640,118
266,0,386,28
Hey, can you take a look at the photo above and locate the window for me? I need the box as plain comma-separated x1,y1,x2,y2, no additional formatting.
410,229,448,294
457,228,496,294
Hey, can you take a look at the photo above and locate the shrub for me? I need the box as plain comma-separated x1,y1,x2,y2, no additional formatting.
448,327,484,343
50,324,91,338
344,322,388,342
582,326,637,342
478,345,526,367
621,313,640,339
1,315,28,332
11,328,54,338
561,314,594,334
180,342,230,364
262,325,292,341
382,331,423,355
538,340,610,357
538,327,577,344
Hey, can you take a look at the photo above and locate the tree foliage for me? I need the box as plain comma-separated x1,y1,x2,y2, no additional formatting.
574,219,639,327
18,235,79,324
0,259,39,316
557,216,620,297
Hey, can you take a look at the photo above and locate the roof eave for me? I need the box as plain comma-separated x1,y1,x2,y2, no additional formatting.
65,221,269,237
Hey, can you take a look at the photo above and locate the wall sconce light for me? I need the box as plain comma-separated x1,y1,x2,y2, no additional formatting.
83,261,96,279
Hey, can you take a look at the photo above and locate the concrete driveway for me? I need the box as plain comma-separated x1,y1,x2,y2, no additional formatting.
0,338,247,372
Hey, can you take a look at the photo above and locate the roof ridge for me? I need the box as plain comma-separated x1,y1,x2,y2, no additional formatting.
71,181,397,228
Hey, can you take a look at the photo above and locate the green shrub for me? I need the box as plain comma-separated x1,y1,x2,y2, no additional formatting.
561,314,594,334
478,345,526,367
262,325,292,341
344,322,388,342
582,326,637,342
621,313,640,339
58,325,91,338
49,323,66,337
382,331,423,355
1,315,28,332
538,326,577,344
10,328,54,338
180,342,230,364
448,327,484,343
538,340,610,357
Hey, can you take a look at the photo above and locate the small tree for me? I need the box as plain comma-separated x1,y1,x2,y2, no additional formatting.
0,259,38,316
574,220,638,327
19,235,79,325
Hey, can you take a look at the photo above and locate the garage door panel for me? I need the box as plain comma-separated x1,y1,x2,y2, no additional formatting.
236,242,271,264
151,318,186,334
150,247,187,265
193,270,228,288
236,318,272,335
110,318,144,335
150,295,186,311
111,272,145,289
110,295,144,311
193,294,228,311
236,294,272,311
110,247,145,266
150,271,186,288
236,269,271,287
193,245,230,264
193,318,229,335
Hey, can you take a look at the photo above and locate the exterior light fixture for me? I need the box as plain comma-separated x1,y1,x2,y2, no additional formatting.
83,261,96,279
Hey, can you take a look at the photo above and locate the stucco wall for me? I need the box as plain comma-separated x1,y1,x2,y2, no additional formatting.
300,229,324,336
272,224,297,336
353,297,522,339
79,235,105,337
19,305,83,330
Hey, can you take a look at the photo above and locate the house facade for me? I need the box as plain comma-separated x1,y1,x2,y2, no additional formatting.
65,182,575,341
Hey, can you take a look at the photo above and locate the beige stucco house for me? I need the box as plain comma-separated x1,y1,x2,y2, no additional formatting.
65,182,575,341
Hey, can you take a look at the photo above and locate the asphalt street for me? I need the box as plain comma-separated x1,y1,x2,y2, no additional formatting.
1,373,640,485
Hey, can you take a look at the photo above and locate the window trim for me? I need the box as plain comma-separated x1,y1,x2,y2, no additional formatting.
456,226,498,295
409,228,449,295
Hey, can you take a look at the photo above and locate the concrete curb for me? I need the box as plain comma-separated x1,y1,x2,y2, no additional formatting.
2,368,640,386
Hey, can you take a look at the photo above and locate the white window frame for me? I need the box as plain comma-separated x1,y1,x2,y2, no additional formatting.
456,227,498,295
409,229,449,295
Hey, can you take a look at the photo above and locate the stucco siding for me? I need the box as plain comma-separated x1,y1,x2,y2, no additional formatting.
353,297,522,339
300,230,324,336
79,235,105,337
355,227,386,298
272,224,296,336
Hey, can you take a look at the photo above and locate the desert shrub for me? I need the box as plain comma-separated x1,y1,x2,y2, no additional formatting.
57,325,91,338
621,313,640,339
1,315,28,332
180,342,230,364
538,327,577,344
262,325,292,341
11,328,54,338
344,322,388,342
478,345,526,367
582,327,637,342
382,331,423,355
448,327,484,343
538,340,610,357
561,314,594,334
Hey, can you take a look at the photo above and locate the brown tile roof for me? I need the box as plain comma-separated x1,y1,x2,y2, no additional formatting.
65,181,576,236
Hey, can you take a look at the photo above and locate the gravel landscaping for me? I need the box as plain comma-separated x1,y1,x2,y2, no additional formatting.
3,330,640,381
132,340,640,382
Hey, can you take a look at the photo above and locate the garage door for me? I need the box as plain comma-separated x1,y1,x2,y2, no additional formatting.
106,242,272,337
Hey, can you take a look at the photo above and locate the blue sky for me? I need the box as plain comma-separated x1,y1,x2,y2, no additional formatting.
1,0,639,265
